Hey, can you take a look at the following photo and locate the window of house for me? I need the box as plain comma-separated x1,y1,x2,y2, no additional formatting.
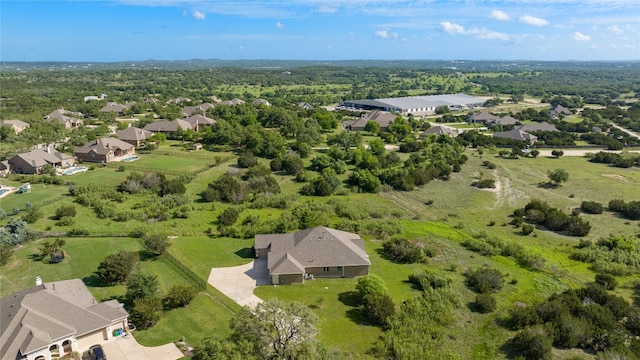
337,266,343,272
322,267,329,272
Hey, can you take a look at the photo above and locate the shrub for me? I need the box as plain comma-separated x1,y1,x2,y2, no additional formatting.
55,205,77,219
143,233,171,256
595,273,618,290
608,199,626,212
237,151,258,168
96,251,139,284
126,273,159,301
163,285,197,309
474,293,497,313
510,325,553,360
472,179,496,189
56,216,75,227
622,201,640,220
521,224,535,235
465,267,504,294
361,293,395,328
22,207,42,224
551,149,564,158
408,271,451,290
380,238,426,264
355,274,388,300
581,201,604,214
130,297,163,329
218,207,241,226
0,243,13,266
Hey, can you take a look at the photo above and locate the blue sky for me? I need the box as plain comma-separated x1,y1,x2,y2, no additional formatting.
1,0,638,61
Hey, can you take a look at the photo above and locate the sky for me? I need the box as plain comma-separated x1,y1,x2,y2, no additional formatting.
1,0,639,62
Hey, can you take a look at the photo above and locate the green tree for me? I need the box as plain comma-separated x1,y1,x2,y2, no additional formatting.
143,233,171,256
595,273,617,290
510,325,553,360
355,274,389,300
192,337,258,360
230,298,319,359
362,293,395,328
0,243,13,266
163,285,197,309
96,251,139,284
126,272,159,301
55,205,76,219
22,206,42,224
551,149,564,158
465,267,504,294
218,207,241,226
547,168,569,187
130,296,163,329
364,120,380,134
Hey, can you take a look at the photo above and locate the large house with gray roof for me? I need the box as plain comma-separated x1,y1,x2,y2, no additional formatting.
8,147,74,175
115,126,154,147
493,129,538,144
143,119,193,137
516,121,559,133
1,119,30,134
469,112,518,126
74,137,135,163
340,93,485,115
0,278,128,360
346,111,397,132
254,227,371,285
43,109,83,129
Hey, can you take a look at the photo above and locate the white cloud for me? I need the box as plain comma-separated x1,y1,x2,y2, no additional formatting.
572,31,591,41
519,15,549,26
192,10,205,20
440,21,466,35
276,21,284,28
375,30,389,38
318,4,337,13
608,25,624,34
490,10,510,21
439,22,509,41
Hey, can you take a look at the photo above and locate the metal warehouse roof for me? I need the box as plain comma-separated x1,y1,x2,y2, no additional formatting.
342,93,485,111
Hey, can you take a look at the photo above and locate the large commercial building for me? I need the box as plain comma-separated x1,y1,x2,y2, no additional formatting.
339,93,486,115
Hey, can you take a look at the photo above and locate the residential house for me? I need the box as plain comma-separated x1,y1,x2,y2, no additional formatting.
516,121,559,133
43,109,83,128
1,119,30,134
0,160,10,177
143,119,193,137
252,98,271,106
99,102,135,116
254,227,371,285
549,105,572,118
422,125,460,137
0,278,128,360
184,114,215,130
493,129,538,144
8,147,74,174
468,112,517,127
219,98,245,106
115,126,154,147
166,97,191,105
346,111,397,131
83,94,107,102
74,137,135,163
180,103,215,117
297,102,314,110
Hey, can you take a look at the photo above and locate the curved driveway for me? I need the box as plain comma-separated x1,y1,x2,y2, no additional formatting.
207,257,270,308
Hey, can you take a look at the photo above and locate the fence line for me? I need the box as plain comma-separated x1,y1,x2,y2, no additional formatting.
162,252,207,290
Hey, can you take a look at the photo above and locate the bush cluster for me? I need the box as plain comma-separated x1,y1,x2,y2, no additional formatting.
515,199,591,237
380,238,428,264
408,271,451,291
509,285,640,355
461,236,546,271
465,267,504,294
590,151,640,168
608,199,640,220
580,201,604,214
572,235,640,275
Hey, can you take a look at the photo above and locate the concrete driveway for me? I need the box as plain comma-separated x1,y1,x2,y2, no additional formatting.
87,335,183,360
207,257,270,308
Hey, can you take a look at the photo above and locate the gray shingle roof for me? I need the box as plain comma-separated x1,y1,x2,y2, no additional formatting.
143,119,193,132
256,227,370,275
493,129,538,143
116,127,154,142
10,148,73,169
74,137,134,155
0,279,128,360
517,121,559,132
423,125,459,137
184,114,216,127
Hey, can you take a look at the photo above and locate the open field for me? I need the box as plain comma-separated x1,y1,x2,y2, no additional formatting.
1,143,639,358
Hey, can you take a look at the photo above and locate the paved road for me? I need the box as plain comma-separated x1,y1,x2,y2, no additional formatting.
536,149,640,157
